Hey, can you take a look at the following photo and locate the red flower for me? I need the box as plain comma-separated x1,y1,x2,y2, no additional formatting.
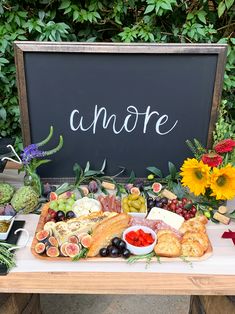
201,153,223,167
214,139,235,154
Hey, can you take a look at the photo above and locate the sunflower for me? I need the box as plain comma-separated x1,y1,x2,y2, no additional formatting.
180,158,210,196
210,164,235,200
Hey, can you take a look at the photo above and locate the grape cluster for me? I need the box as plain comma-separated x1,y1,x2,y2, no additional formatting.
166,198,197,220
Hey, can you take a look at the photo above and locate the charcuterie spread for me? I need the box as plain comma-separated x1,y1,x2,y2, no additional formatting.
31,192,213,263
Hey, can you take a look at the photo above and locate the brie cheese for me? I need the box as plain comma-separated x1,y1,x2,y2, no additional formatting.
147,207,184,230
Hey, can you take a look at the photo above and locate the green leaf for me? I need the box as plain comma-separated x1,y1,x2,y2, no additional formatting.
168,161,177,179
73,163,82,183
218,2,226,17
225,0,234,9
0,57,9,64
84,170,101,177
59,0,71,10
228,210,235,219
144,5,155,14
128,170,136,184
84,161,90,173
197,11,206,24
161,2,172,11
0,108,7,120
146,166,163,178
100,159,106,172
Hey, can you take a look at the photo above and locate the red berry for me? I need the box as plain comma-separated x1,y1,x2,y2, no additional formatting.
169,203,176,211
181,198,188,204
172,199,178,204
191,206,197,214
176,208,182,214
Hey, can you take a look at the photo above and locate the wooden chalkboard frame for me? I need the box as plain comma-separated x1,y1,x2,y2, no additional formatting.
14,42,227,180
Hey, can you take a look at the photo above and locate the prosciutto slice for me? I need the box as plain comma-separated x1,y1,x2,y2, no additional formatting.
130,217,182,238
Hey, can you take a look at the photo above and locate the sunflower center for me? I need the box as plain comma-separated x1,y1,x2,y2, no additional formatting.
216,175,226,187
195,170,203,180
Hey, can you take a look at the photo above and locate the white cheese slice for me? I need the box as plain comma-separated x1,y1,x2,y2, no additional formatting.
147,207,184,230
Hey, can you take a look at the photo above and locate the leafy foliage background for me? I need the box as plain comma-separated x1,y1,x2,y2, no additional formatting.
0,0,234,150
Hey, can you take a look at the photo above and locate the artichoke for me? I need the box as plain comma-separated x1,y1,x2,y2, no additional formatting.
11,186,39,214
0,183,14,205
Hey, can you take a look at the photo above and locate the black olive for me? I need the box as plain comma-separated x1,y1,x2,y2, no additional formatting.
122,249,131,259
147,200,155,209
66,211,75,219
117,240,127,251
99,248,108,257
109,247,119,258
56,210,65,221
111,237,121,247
107,245,115,254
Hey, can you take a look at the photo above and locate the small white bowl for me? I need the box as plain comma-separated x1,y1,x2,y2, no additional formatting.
123,225,157,255
0,216,15,241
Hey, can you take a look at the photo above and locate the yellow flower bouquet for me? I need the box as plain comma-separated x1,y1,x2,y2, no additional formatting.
180,138,235,202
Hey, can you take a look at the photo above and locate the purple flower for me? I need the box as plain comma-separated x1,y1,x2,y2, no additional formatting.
21,144,45,165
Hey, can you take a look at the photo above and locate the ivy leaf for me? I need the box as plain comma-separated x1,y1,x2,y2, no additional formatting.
146,166,162,178
218,2,226,17
225,0,234,9
144,4,155,14
197,11,207,24
59,0,71,10
0,108,7,120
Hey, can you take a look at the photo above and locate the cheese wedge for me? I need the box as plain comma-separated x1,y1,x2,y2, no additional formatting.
147,207,184,230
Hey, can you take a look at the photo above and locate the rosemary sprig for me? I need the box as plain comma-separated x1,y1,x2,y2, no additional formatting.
72,248,88,261
0,242,16,271
180,255,193,268
127,251,159,268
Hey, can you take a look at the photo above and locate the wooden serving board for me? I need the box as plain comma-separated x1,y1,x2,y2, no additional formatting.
31,204,213,262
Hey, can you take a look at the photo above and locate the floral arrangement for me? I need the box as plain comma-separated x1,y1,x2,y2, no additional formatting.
18,127,63,195
180,138,235,201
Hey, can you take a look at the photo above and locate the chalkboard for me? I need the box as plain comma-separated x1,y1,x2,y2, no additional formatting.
14,43,227,180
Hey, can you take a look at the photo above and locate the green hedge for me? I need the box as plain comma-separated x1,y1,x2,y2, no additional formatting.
0,0,234,150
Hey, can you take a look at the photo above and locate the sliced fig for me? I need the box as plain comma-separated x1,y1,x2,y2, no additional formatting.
81,234,92,248
152,182,162,193
47,236,59,247
49,192,58,201
60,242,69,257
36,230,50,242
64,243,80,258
130,187,141,196
35,242,46,254
68,235,79,244
77,232,89,242
46,246,60,257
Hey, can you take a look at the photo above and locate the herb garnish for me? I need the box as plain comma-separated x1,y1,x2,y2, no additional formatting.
72,248,88,261
0,242,16,271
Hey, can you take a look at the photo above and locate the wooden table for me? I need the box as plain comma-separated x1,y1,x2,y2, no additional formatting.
1,168,235,295
1,272,235,295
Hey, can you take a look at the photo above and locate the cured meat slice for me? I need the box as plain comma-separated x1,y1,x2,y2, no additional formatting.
98,195,121,213
130,217,182,238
